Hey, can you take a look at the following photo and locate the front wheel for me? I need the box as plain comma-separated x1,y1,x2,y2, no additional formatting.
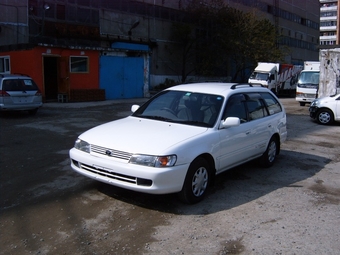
316,109,334,125
178,157,211,204
259,136,278,168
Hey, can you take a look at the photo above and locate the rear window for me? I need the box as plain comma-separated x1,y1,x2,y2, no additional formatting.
2,79,39,91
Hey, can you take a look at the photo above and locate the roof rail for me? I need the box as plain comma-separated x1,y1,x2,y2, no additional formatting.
230,83,264,89
230,83,253,89
13,73,30,77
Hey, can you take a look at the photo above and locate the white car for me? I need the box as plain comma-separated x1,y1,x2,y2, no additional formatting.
0,74,43,114
69,83,287,204
309,94,340,125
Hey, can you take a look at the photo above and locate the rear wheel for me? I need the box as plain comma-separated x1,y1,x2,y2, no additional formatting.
178,157,210,204
259,136,278,168
299,102,306,106
316,109,333,125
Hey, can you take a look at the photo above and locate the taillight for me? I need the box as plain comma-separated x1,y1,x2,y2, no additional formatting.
35,90,42,96
0,90,10,97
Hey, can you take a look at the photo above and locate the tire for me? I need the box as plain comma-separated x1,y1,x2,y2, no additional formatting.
259,136,278,168
316,109,334,125
178,157,211,204
28,108,38,115
299,102,305,106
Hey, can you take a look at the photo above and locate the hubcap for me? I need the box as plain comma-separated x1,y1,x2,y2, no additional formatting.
318,112,330,124
268,141,277,163
192,167,208,197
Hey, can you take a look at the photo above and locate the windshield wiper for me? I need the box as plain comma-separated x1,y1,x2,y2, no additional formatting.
177,120,210,127
139,115,173,121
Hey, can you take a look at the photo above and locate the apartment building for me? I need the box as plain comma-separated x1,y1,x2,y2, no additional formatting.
320,0,340,45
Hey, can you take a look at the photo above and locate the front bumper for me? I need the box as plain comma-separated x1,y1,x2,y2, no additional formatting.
69,148,189,194
295,97,314,103
309,106,318,119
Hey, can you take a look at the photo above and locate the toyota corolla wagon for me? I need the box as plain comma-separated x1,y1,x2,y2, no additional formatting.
69,83,287,204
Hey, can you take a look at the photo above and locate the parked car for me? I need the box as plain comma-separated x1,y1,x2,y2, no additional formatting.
69,83,287,204
0,74,43,114
309,94,340,125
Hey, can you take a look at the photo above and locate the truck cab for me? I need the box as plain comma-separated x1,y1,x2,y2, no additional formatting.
248,63,278,92
296,61,320,106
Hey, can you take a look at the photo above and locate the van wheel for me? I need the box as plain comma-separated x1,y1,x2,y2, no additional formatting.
178,157,210,204
299,102,305,106
316,109,333,125
259,136,278,168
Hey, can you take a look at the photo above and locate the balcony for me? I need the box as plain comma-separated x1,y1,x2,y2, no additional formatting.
320,6,338,12
320,26,338,31
320,35,337,40
320,16,338,21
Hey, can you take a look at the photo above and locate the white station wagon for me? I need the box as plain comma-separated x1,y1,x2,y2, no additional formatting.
0,74,43,114
69,83,287,203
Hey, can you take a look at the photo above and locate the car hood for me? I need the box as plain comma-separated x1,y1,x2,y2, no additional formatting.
79,116,208,154
321,94,340,101
313,94,339,104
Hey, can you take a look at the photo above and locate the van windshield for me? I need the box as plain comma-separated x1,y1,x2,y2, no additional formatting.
249,72,269,81
298,71,319,86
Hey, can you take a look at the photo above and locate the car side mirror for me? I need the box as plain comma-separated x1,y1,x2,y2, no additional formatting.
219,117,240,129
131,105,140,112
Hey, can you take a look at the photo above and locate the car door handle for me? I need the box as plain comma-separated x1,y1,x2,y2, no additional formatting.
246,130,251,135
268,124,272,128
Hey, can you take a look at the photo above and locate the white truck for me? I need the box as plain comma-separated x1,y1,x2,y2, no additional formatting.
248,62,302,96
318,48,340,99
295,61,320,106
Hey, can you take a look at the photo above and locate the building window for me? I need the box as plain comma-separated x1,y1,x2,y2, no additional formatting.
0,57,10,74
70,56,88,73
56,4,66,20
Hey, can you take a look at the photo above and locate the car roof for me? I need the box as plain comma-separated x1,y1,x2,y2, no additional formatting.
165,82,269,95
0,74,31,80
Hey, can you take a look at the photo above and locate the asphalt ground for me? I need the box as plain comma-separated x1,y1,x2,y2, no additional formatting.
0,97,339,255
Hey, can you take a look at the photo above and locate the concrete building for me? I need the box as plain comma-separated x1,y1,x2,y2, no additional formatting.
223,0,320,64
0,0,320,101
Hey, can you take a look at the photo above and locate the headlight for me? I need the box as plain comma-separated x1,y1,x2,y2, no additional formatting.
310,100,319,107
74,139,90,153
129,154,177,167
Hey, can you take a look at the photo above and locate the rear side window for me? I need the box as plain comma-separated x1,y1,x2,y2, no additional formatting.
2,79,39,91
223,92,282,123
260,92,282,115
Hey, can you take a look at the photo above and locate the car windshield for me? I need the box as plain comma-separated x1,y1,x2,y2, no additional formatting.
132,90,224,127
2,79,39,91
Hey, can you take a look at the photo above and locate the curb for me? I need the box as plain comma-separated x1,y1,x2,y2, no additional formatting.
42,98,149,109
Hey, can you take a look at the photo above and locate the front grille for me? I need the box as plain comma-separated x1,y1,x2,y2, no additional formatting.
80,162,137,184
305,94,316,99
73,161,152,187
91,144,133,160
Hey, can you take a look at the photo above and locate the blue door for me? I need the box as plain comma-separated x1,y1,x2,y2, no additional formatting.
100,56,144,99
